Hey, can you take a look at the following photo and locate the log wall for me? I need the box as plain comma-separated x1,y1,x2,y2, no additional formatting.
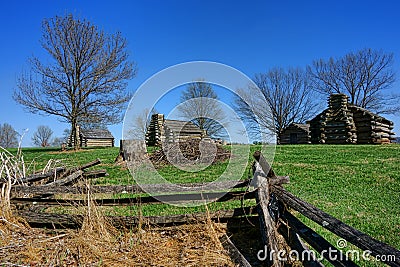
81,138,114,147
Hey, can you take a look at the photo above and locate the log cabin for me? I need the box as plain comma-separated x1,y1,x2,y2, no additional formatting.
146,114,206,146
309,94,395,144
79,127,115,147
279,123,311,144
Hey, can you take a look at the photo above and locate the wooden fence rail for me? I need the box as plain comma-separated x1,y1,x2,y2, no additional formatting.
12,190,255,206
12,179,251,195
17,207,258,229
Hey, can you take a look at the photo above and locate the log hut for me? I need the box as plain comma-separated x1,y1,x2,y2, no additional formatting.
279,123,311,144
146,114,206,146
309,94,395,144
79,128,115,147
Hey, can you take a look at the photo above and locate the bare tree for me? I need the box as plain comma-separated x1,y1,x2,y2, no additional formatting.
307,48,397,114
62,128,71,144
0,123,19,148
14,14,136,149
235,68,318,143
32,125,53,147
177,81,226,138
51,137,64,147
129,108,158,140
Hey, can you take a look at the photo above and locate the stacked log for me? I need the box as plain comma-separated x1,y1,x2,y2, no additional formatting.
145,114,165,146
351,106,396,144
163,120,206,143
323,94,357,144
309,94,357,144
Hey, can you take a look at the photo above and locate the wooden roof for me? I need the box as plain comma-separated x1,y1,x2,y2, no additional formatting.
290,123,310,133
348,105,394,125
80,129,114,139
164,120,204,134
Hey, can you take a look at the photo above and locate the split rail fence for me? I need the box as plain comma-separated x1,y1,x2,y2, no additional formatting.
9,152,400,267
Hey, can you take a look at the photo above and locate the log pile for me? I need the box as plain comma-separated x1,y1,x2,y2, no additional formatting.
149,138,231,166
14,158,107,187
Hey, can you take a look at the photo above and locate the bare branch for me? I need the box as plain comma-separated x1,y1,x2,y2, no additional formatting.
0,124,19,148
307,48,397,114
13,14,136,149
234,68,318,143
177,80,227,138
32,125,53,147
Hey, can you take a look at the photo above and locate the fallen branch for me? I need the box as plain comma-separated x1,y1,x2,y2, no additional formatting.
44,170,83,187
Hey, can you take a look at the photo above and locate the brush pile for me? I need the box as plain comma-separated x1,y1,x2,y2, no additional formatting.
9,158,108,187
149,138,231,166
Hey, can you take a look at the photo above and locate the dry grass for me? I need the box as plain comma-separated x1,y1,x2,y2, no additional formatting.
1,186,236,266
0,209,236,266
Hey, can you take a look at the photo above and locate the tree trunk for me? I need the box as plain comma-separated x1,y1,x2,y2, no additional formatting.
72,120,80,150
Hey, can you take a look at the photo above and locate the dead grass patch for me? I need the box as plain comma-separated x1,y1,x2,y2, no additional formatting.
0,217,236,266
1,195,236,266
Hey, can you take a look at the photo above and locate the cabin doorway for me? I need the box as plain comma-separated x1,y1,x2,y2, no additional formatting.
290,133,298,144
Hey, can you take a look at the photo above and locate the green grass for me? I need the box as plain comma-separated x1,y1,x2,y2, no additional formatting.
12,144,400,264
273,145,399,246
272,144,400,265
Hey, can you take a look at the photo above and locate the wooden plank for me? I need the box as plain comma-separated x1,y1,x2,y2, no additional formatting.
253,151,276,178
12,179,251,195
76,158,102,170
272,186,400,266
18,207,258,229
82,169,108,179
252,151,291,266
253,151,290,186
252,153,285,267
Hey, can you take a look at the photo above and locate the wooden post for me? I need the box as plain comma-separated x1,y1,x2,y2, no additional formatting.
118,140,147,162
253,151,290,267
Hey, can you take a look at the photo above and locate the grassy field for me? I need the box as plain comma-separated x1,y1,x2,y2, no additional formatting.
11,144,400,264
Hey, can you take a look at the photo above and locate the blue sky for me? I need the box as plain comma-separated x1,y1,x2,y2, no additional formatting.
0,0,399,146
